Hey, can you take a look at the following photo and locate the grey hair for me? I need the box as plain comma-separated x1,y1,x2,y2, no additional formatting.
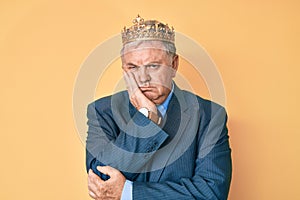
120,40,177,58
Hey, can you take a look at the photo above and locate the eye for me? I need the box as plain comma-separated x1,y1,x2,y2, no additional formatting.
127,65,138,71
147,64,160,69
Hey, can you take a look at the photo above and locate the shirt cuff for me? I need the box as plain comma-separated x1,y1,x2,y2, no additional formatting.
121,180,133,200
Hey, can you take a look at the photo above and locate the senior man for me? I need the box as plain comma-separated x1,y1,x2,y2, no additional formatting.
86,15,232,200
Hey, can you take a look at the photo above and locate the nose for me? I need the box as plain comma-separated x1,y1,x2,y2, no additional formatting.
137,66,150,85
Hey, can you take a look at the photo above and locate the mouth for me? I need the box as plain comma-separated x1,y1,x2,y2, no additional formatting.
139,86,154,92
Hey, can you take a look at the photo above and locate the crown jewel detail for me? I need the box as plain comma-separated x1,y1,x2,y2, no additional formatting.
122,15,175,45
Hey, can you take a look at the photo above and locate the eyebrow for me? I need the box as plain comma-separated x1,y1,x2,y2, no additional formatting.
125,63,139,67
125,61,162,67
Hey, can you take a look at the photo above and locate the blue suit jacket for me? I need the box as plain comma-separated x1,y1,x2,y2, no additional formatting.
86,84,232,199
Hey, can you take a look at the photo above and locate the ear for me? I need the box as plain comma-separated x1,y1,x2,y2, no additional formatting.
171,55,179,77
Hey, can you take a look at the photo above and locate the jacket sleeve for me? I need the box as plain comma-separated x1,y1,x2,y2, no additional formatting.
86,101,169,180
132,107,232,200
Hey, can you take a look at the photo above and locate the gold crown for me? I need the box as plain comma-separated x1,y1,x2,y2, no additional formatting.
121,15,175,45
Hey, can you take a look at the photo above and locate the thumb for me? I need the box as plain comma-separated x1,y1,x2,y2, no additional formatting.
97,165,115,176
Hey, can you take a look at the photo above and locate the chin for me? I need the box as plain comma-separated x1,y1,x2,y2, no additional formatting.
148,95,166,105
143,89,168,104
152,100,164,105
144,93,157,101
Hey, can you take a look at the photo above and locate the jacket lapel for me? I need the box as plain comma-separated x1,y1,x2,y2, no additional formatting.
149,85,199,182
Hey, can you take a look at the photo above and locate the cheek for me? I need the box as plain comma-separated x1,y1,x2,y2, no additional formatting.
151,76,168,88
153,80,172,95
150,71,172,85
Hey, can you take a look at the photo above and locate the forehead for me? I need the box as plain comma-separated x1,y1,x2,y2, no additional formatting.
122,41,169,64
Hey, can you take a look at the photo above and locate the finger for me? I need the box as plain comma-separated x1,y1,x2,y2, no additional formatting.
88,190,97,199
123,70,130,85
127,71,139,88
88,169,104,184
124,71,138,89
128,75,143,99
123,71,141,104
123,71,135,94
88,180,101,196
88,169,98,179
88,174,103,198
97,165,116,177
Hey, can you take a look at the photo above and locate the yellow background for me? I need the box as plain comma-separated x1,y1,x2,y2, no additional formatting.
1,0,299,199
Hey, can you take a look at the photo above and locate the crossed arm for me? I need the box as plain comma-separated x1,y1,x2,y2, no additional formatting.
86,72,232,199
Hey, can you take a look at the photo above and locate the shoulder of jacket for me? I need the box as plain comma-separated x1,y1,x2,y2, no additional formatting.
181,90,225,114
88,90,128,109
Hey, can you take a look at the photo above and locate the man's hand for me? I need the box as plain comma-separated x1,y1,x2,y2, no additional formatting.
123,71,157,114
88,166,126,200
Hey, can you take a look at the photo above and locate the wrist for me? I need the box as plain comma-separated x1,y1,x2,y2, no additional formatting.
148,106,158,114
138,107,161,124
